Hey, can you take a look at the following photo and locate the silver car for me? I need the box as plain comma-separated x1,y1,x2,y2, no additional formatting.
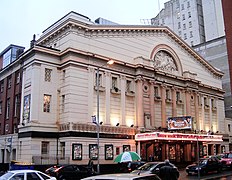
0,169,57,180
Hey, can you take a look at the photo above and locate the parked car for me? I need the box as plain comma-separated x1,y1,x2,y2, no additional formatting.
45,164,95,180
81,173,161,180
186,156,222,175
0,169,56,180
220,152,232,169
131,161,179,178
117,161,146,173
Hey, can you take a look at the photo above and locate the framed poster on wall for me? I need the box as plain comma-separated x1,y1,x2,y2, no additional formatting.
72,144,82,160
89,144,98,160
105,144,113,160
123,145,130,152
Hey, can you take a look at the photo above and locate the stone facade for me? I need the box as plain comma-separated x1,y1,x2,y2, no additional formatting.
0,12,229,165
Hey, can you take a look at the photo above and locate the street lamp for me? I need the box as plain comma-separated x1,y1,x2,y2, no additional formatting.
197,135,200,180
96,60,114,174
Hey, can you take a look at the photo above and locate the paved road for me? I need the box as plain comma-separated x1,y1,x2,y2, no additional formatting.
179,168,232,180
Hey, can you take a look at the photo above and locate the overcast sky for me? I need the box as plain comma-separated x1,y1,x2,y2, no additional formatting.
0,0,168,51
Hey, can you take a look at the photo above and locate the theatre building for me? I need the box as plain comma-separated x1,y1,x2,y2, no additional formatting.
0,11,229,165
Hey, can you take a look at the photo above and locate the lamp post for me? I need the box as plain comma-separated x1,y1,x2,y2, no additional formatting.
96,60,114,174
196,134,200,180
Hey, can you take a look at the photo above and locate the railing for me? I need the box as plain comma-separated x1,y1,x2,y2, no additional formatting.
59,122,137,135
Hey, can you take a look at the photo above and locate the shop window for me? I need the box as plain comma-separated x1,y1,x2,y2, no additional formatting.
43,94,51,112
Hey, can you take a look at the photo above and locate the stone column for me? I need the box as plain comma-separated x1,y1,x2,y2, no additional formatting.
136,77,144,127
172,87,177,117
185,89,191,116
88,67,94,123
105,72,111,125
161,84,166,128
194,92,199,130
150,81,155,127
120,75,126,126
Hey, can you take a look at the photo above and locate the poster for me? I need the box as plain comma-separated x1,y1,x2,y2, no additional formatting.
123,145,130,152
89,144,98,160
72,144,82,160
167,116,192,130
105,144,113,160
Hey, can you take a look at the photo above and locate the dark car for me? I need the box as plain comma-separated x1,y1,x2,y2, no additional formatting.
131,162,179,178
220,152,232,169
45,164,95,180
117,161,146,173
186,156,222,175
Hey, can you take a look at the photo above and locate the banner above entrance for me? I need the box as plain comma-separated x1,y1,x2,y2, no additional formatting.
135,132,223,142
167,116,192,130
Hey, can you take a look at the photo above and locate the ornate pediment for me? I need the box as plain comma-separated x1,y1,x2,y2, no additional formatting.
154,50,178,73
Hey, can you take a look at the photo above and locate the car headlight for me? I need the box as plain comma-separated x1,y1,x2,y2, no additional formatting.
195,167,201,170
186,167,189,170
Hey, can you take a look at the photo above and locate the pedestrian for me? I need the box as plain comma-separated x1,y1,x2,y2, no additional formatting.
87,159,94,173
159,159,179,180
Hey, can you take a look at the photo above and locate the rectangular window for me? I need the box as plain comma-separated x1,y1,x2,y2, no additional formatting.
184,33,187,40
62,95,65,113
0,82,3,93
182,14,185,20
95,73,102,87
60,142,65,159
189,21,192,28
112,77,117,89
166,89,170,100
178,22,181,29
188,12,191,18
8,77,12,89
183,24,186,30
16,72,20,84
176,91,181,101
62,70,66,81
43,95,51,112
181,4,184,10
126,80,131,92
14,95,20,117
187,1,190,8
228,124,231,132
190,31,193,38
6,98,10,119
41,141,49,155
154,86,160,97
45,68,52,82
0,101,2,114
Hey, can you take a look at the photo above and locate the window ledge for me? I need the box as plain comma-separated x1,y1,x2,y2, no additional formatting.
126,91,135,97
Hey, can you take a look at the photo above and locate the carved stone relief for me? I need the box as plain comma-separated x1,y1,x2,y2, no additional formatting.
154,51,178,73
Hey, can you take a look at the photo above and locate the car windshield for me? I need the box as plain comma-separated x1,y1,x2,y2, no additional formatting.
199,159,207,164
137,163,158,171
0,172,14,180
224,153,232,158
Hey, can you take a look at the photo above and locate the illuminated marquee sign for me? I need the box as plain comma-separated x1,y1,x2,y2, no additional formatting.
167,116,192,130
135,132,223,142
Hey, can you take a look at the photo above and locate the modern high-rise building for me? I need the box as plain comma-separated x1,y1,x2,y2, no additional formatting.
0,11,229,167
151,0,225,46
